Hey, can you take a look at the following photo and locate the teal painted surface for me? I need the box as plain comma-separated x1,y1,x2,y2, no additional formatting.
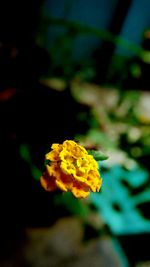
90,164,150,235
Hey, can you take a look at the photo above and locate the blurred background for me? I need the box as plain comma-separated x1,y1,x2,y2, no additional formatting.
0,0,150,266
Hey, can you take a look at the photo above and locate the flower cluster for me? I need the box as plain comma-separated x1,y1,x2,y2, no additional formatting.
40,140,102,198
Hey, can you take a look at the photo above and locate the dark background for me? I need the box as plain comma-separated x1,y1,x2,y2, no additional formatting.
0,1,150,266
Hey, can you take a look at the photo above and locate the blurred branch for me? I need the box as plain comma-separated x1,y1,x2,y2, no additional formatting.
41,16,143,56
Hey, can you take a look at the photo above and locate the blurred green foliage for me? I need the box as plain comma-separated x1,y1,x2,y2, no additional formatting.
20,144,42,180
36,14,147,82
30,1,150,240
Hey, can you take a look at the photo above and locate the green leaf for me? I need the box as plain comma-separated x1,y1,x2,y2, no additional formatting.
87,150,109,161
31,165,42,181
19,144,31,162
45,159,51,166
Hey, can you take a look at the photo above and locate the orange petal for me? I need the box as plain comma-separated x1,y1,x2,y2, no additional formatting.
72,181,90,198
72,187,90,198
40,171,57,192
55,179,68,192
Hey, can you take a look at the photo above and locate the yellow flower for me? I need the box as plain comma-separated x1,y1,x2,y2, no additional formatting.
40,140,102,198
